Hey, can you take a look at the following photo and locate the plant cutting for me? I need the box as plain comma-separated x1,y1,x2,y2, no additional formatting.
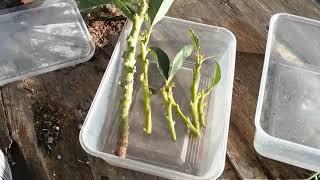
138,0,173,134
150,45,200,140
188,29,221,130
79,13,237,179
79,0,174,157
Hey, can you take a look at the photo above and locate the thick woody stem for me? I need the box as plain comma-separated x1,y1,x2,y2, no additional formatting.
115,0,148,158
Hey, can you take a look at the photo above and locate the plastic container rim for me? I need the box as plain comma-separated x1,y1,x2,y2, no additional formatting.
80,16,237,180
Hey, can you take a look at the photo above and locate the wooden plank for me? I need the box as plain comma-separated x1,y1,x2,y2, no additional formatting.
218,158,240,180
229,52,314,179
87,156,137,180
0,49,111,179
227,124,268,179
0,92,12,153
169,0,320,54
1,78,52,180
0,1,318,180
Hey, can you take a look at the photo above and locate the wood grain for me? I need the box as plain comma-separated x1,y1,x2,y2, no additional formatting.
0,93,12,153
0,0,319,180
230,52,314,179
169,0,320,54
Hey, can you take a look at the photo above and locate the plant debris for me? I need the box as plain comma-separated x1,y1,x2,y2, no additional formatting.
33,101,62,152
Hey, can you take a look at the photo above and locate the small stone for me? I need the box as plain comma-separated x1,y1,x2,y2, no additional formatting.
43,114,48,118
47,137,54,144
55,126,60,131
57,155,61,160
53,173,56,177
78,124,82,130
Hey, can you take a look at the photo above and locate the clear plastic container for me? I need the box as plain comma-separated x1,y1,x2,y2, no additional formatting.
80,17,236,180
254,13,320,172
0,0,94,85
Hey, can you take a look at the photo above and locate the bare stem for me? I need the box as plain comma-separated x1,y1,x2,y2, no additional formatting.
190,51,203,130
115,0,148,158
172,98,200,137
139,27,153,134
161,84,177,141
161,83,200,139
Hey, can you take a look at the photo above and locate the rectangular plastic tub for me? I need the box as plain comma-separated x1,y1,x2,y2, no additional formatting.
0,0,94,85
80,17,236,180
254,13,320,172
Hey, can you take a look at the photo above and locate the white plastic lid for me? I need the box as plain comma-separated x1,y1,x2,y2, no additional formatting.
0,0,94,85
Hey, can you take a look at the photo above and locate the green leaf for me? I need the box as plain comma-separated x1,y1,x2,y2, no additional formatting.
114,0,135,20
168,45,194,82
149,47,170,80
124,1,139,14
79,0,136,20
79,0,113,10
209,61,221,88
149,87,158,95
188,29,200,51
148,0,174,27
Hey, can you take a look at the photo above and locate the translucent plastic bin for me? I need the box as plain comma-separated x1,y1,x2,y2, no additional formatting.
0,0,94,85
80,17,236,180
254,13,320,171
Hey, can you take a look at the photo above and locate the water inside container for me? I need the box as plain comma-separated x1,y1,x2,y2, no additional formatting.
102,60,216,175
264,60,320,149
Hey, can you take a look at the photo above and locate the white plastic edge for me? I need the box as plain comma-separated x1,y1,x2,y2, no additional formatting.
80,16,237,180
0,0,95,86
254,13,320,158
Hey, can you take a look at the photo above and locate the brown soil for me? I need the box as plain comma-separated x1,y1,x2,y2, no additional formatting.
82,5,126,47
33,100,62,152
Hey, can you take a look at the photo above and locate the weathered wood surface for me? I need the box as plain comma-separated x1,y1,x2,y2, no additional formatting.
169,0,320,54
0,0,319,180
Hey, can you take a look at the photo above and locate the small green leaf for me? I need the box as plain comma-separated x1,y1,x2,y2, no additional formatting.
148,0,174,27
149,47,170,80
114,0,135,20
209,61,221,88
168,45,194,82
79,0,113,10
188,29,200,51
149,87,158,95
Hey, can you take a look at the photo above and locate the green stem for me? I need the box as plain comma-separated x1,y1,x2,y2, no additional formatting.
140,27,153,134
115,0,148,158
198,91,205,127
198,90,210,127
190,52,203,130
161,82,200,139
161,84,177,141
171,98,200,137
